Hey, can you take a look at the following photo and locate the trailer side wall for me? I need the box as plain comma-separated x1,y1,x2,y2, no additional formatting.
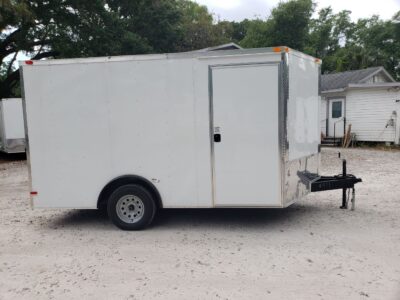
22,49,318,209
0,98,26,153
283,53,320,206
23,58,210,208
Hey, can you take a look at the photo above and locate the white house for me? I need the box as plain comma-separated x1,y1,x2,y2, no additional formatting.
321,67,400,145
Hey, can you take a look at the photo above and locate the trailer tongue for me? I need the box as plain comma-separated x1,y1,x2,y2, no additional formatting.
299,153,362,210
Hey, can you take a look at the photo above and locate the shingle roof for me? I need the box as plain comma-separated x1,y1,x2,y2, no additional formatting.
321,67,384,91
193,43,243,53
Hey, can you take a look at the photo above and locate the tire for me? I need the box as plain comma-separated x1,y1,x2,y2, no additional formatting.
107,184,156,230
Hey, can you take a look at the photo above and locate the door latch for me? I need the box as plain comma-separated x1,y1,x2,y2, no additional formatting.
214,127,221,143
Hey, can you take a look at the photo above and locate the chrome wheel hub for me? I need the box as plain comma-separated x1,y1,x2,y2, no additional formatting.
116,195,145,224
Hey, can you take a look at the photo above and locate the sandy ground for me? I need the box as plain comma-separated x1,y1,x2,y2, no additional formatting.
0,148,400,300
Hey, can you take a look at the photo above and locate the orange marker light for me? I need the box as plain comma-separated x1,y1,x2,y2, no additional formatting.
273,47,290,53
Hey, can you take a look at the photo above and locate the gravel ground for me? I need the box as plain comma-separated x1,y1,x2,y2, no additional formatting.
0,148,399,300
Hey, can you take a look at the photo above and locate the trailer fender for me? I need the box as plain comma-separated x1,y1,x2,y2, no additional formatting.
97,175,163,210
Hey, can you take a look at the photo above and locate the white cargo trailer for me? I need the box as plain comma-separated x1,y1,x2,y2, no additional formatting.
21,47,361,230
0,98,26,153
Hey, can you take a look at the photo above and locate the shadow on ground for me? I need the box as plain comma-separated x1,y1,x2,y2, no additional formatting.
0,152,26,163
48,204,326,231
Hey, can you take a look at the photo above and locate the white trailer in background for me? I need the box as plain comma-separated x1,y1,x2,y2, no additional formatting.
21,47,360,230
0,98,26,153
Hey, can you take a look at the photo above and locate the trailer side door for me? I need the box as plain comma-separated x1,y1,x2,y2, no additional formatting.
210,63,281,207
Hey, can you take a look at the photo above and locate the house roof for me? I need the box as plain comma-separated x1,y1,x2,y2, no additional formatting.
321,67,395,92
193,43,243,53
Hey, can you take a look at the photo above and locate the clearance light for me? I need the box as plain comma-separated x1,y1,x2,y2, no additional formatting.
30,191,38,196
273,47,290,53
25,60,34,65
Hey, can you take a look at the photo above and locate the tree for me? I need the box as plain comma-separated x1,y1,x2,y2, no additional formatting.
306,8,356,73
351,16,400,78
106,0,182,53
1,1,122,98
318,12,400,78
267,0,315,50
231,19,251,44
307,7,336,58
240,19,270,48
177,0,232,51
0,0,185,98
240,0,315,51
2,0,400,98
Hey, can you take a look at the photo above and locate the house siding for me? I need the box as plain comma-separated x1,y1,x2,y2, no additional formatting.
364,73,389,84
345,88,400,143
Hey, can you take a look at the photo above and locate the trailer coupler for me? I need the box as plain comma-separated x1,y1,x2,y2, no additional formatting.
298,157,362,210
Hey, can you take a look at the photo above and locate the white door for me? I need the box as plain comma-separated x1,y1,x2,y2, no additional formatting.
211,64,281,207
328,99,344,137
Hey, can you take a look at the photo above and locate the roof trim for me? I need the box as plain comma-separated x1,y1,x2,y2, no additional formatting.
348,82,400,89
321,88,346,94
322,82,400,94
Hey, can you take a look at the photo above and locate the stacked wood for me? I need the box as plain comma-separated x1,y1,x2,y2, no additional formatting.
342,124,352,148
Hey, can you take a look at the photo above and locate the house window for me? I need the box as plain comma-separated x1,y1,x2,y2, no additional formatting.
332,101,342,118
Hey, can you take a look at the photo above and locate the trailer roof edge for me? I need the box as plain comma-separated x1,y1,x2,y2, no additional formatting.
19,47,319,67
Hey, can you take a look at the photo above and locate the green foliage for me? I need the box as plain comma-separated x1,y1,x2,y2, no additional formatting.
240,19,270,48
107,0,183,53
0,0,32,31
307,10,400,78
177,0,217,50
267,0,315,50
240,1,399,80
230,19,251,43
1,0,400,98
177,0,234,51
241,0,315,50
0,0,185,98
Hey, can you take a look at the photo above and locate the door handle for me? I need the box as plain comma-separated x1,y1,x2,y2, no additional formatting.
214,134,221,143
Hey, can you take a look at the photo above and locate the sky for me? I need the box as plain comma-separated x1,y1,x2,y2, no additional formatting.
195,0,400,21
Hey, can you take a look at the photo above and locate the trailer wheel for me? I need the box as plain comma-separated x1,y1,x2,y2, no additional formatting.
107,184,156,230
